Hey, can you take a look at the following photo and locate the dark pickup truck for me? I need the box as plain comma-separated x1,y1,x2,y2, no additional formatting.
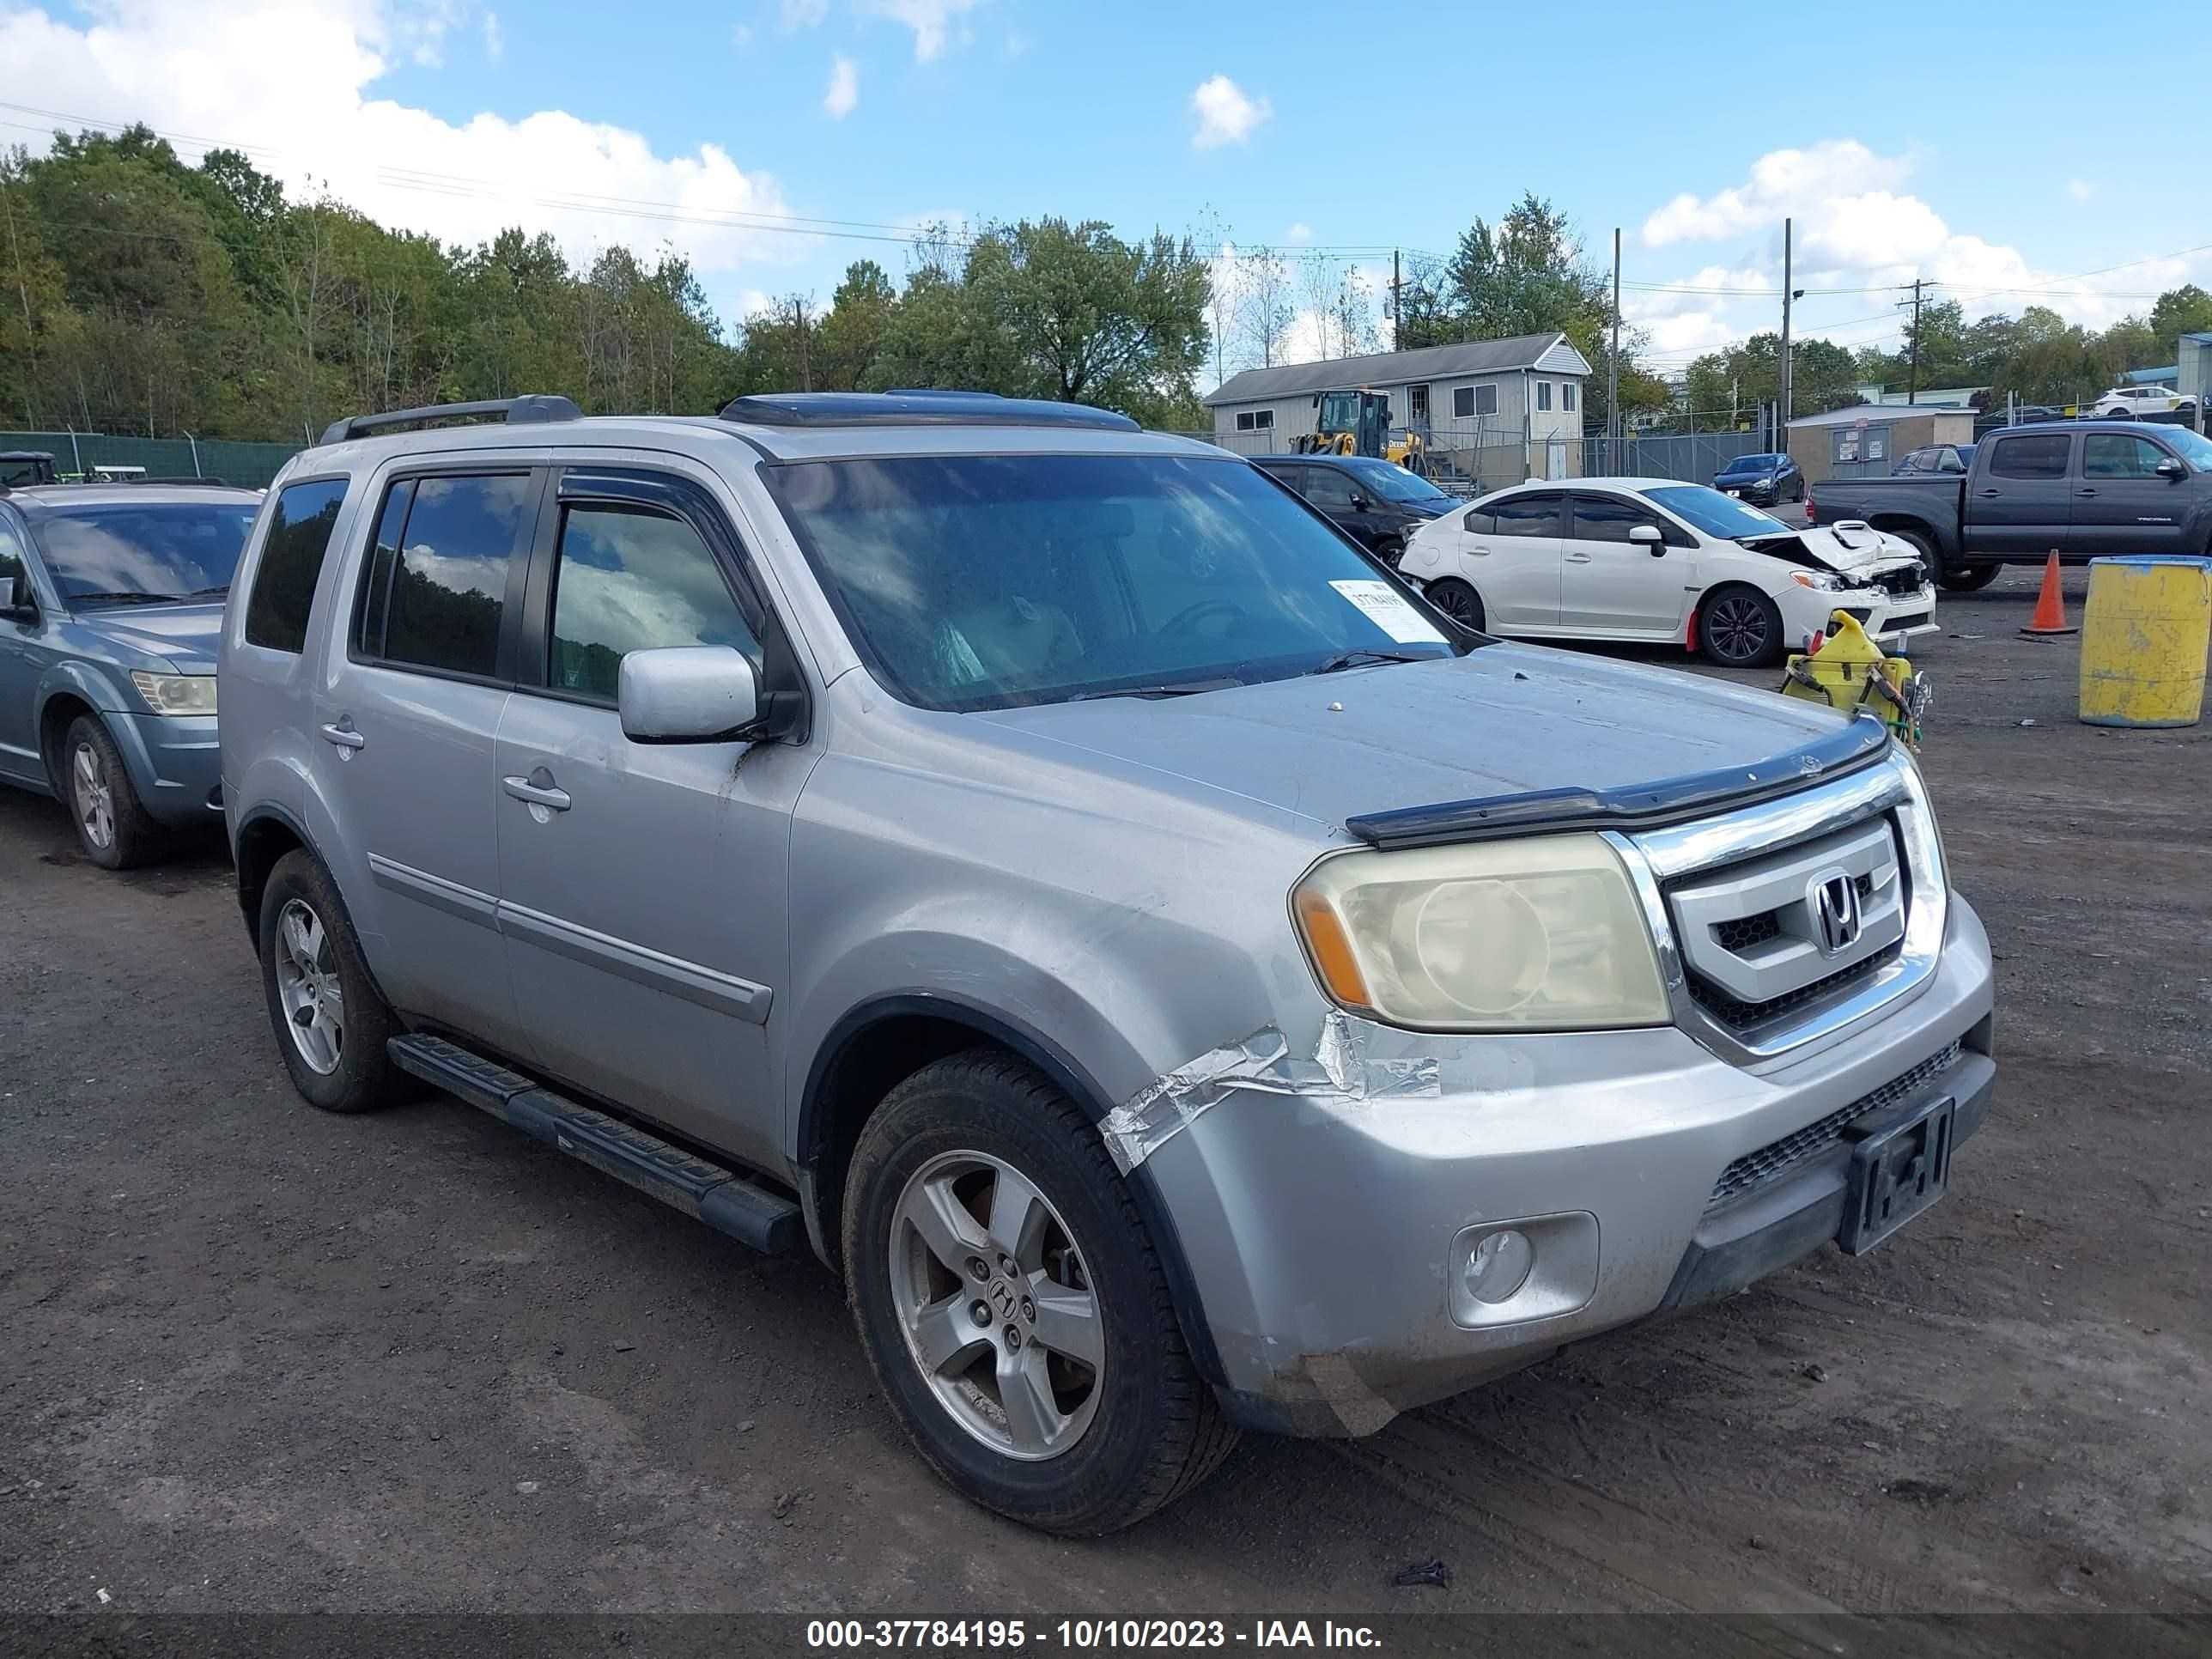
1811,420,2212,592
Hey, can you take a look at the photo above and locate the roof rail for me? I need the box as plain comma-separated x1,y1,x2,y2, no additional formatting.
719,391,1139,432
126,475,239,488
318,394,582,447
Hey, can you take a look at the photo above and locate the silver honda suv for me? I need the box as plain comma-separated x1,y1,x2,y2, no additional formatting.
220,392,1996,1534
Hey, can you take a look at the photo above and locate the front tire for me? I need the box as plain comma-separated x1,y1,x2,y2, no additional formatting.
62,714,161,870
257,848,399,1114
842,1051,1237,1535
1425,577,1486,633
1940,563,2002,592
1700,585,1785,668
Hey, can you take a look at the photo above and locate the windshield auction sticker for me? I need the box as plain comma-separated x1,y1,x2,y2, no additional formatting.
1329,579,1449,645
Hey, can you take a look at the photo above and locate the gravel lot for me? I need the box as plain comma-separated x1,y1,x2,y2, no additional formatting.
3,565,2207,1629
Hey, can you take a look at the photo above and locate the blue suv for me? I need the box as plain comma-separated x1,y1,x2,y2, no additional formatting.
0,479,263,866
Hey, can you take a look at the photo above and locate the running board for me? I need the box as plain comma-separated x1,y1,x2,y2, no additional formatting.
386,1033,804,1255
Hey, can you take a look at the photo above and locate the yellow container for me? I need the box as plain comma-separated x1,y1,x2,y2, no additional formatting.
2077,556,2212,728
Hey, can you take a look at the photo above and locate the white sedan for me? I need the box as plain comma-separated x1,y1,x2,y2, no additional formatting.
1396,477,1939,668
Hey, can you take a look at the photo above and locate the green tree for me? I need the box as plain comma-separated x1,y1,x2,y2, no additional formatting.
2148,283,2212,343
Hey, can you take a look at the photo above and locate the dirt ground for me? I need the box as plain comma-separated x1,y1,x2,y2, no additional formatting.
3,564,2208,1632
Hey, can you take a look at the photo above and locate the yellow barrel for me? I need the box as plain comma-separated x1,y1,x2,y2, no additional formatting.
2078,556,2212,728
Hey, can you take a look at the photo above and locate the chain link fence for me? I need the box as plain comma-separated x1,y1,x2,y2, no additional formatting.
0,430,301,489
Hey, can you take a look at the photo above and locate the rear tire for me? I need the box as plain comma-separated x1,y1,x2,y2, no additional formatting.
1699,584,1785,668
257,848,399,1114
61,714,162,871
842,1050,1238,1535
1425,578,1486,633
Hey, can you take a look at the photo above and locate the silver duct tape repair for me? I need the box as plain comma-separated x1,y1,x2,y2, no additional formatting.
1099,1011,1441,1173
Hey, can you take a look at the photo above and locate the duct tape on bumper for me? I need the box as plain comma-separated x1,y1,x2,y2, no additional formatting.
1098,1010,1441,1174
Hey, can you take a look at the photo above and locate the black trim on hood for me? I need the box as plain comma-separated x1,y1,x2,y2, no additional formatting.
1343,714,1893,849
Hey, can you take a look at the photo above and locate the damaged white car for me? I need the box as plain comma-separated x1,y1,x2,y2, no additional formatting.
1398,477,1939,667
223,396,1993,1537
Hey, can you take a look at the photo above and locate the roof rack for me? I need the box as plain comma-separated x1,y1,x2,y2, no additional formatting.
319,394,582,447
718,391,1139,432
123,475,240,488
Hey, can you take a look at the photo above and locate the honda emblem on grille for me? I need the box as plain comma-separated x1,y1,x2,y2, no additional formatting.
1810,872,1863,956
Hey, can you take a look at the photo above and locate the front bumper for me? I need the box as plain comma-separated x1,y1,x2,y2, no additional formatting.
111,712,222,825
1778,582,1940,653
1141,896,1996,1437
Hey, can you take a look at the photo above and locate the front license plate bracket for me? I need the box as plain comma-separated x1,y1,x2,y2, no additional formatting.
1838,1094,1954,1255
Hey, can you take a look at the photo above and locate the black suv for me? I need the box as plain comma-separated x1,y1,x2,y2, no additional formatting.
1250,453,1458,563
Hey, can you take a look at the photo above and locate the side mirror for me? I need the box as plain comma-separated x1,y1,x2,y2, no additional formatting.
0,573,32,618
1628,524,1663,547
2155,456,2187,480
618,645,760,744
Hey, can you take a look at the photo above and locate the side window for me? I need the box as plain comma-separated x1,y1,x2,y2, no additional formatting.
358,473,535,679
1302,469,1357,510
244,479,347,653
2082,434,2170,479
1235,411,1255,432
0,513,27,593
1475,384,1498,416
1461,507,1496,535
1489,493,1564,538
1562,382,1578,413
1252,409,1273,432
1452,386,1474,420
1989,433,2072,479
1536,381,1554,412
1569,493,1664,544
548,503,759,702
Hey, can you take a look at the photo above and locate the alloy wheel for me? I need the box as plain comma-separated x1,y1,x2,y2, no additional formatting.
273,898,345,1076
70,741,114,852
887,1150,1103,1462
1705,594,1771,665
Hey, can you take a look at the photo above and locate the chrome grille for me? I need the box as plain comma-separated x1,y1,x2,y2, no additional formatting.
1707,1040,1961,1210
1664,817,1906,1036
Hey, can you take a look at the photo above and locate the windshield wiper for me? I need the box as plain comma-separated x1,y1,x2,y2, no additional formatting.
1067,677,1243,702
185,584,229,599
1308,648,1431,676
70,591,185,606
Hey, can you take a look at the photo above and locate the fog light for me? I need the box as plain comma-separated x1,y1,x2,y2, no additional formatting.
1462,1228,1533,1304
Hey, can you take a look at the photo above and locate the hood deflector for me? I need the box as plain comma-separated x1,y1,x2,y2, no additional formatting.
1344,715,1893,849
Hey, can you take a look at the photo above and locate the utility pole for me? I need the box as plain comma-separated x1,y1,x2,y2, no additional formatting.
1391,248,1401,353
1900,276,1925,405
1778,217,1793,430
1610,227,1622,452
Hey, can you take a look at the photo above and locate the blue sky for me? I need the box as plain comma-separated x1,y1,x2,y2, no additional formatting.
3,0,2203,384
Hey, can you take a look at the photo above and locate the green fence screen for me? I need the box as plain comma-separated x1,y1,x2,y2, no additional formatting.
0,431,301,489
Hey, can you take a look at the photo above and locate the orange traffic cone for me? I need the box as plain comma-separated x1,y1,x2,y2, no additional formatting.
2021,550,2077,638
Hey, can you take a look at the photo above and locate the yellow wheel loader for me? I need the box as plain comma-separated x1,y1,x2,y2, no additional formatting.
1295,388,1426,473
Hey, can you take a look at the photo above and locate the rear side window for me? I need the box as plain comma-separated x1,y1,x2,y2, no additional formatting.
1489,493,1565,537
548,504,758,702
356,473,535,679
244,479,347,653
1989,433,2072,479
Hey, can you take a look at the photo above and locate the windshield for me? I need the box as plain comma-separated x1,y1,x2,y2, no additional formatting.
2159,425,2212,471
32,501,258,604
1718,453,1779,474
1642,484,1791,539
769,453,1460,712
1339,457,1454,505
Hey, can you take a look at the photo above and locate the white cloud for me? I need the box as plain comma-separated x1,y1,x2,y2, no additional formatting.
823,54,859,118
780,0,830,28
480,9,501,62
0,0,812,294
732,21,755,47
1190,74,1270,149
2067,179,2094,203
1642,140,1910,247
1284,222,1312,245
861,0,985,62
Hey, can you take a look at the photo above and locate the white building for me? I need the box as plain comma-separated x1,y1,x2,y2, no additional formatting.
1203,333,1593,465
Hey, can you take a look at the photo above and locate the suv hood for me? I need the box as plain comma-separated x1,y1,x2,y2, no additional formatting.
70,601,222,672
975,643,1859,836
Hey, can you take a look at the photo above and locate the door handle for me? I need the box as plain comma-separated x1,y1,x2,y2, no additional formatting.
1564,551,1594,563
319,720,366,750
501,769,572,812
1978,488,2002,496
2075,487,2098,496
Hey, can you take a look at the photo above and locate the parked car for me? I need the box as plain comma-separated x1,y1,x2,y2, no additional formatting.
1810,420,2212,591
1395,477,1936,668
0,478,263,866
1711,452,1804,506
221,392,1996,1535
1249,452,1459,563
0,450,58,487
2087,386,2194,420
1893,443,1976,477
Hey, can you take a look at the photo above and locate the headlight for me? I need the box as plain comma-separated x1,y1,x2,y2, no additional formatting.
1790,569,1848,592
130,671,218,715
1291,834,1669,1032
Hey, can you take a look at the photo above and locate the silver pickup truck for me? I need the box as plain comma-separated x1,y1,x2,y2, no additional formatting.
221,392,1996,1534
